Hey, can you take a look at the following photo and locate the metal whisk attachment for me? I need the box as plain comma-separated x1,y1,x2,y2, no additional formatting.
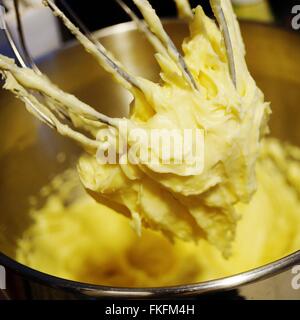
0,0,237,147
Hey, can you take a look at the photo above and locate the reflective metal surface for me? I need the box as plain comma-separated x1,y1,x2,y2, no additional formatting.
0,20,300,299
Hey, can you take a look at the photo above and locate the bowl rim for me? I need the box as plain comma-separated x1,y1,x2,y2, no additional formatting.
1,19,300,298
1,250,300,298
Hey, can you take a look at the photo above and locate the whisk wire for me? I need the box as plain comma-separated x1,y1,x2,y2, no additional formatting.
0,0,238,143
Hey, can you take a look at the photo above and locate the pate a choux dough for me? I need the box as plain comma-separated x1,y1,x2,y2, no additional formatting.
15,139,300,287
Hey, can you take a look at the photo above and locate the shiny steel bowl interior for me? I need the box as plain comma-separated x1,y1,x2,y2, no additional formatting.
0,20,300,299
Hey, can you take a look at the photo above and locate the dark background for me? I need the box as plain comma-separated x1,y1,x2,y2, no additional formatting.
56,0,212,31
55,0,300,41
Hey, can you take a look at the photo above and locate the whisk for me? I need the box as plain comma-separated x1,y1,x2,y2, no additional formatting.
0,0,237,149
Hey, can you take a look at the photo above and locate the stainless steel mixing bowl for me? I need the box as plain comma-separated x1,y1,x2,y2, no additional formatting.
0,20,300,300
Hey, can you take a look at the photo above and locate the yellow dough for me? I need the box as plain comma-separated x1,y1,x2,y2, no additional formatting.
0,1,271,257
0,0,298,289
76,2,271,257
15,139,300,287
